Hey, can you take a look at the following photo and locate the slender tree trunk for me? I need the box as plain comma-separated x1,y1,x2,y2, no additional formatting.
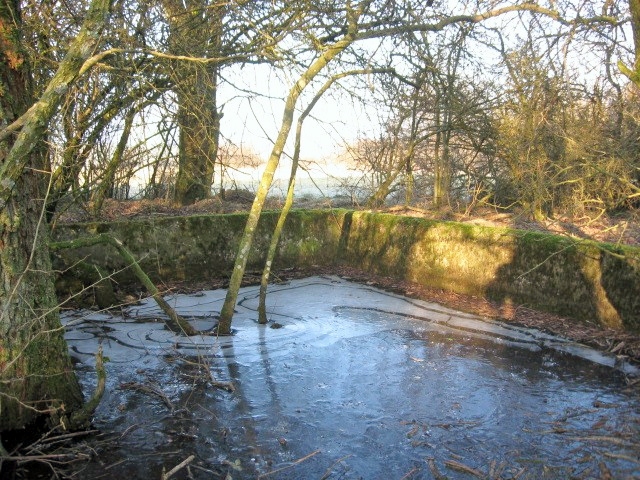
257,173,296,324
0,0,112,431
218,7,363,334
257,72,344,323
91,107,135,216
619,0,640,86
433,106,444,207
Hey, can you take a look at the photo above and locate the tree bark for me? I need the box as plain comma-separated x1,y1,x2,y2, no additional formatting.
0,0,112,431
619,0,640,86
173,62,220,204
163,0,223,205
217,5,364,334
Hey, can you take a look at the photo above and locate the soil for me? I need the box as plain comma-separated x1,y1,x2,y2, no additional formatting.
57,197,640,373
56,196,640,247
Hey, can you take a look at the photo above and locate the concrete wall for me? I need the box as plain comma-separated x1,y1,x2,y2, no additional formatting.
53,209,640,333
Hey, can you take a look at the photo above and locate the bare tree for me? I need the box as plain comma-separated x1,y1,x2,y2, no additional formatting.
220,0,623,331
217,1,367,334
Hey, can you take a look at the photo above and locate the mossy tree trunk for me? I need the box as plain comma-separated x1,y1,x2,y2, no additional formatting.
218,5,364,334
163,0,223,205
173,63,220,205
51,234,197,336
256,68,388,323
0,0,112,432
619,0,640,86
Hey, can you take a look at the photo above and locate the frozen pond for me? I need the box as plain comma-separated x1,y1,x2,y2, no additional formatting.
63,276,640,479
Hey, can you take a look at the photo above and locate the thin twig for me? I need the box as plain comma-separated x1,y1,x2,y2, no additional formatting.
400,466,420,479
319,455,352,480
2,452,91,463
444,459,485,478
257,449,321,479
25,430,98,453
119,381,174,410
568,435,636,446
162,454,195,480
512,467,527,479
604,452,640,464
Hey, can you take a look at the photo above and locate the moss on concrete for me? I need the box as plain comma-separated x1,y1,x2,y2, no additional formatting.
54,209,640,333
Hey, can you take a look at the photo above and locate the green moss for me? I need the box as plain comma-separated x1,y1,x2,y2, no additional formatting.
55,210,640,333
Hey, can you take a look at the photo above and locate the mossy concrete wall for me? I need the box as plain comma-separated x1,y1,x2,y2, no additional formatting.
52,210,344,283
53,209,640,333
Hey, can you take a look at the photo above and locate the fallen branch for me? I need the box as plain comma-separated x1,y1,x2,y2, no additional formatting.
176,355,235,392
119,381,173,411
210,379,235,392
70,347,106,428
426,458,448,480
162,454,195,480
488,460,507,479
51,234,197,335
257,449,321,479
199,358,235,392
444,459,485,478
319,454,352,480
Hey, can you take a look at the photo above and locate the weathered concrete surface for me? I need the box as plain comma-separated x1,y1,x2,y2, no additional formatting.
53,210,640,332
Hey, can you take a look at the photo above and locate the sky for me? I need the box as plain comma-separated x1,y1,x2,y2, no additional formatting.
217,62,381,181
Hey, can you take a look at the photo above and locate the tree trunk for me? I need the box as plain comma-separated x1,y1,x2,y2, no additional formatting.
218,6,363,334
91,107,136,216
619,0,640,86
257,69,385,323
163,0,223,205
174,64,220,204
0,164,84,432
0,0,112,431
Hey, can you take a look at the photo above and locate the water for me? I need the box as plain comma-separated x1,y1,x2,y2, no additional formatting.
63,276,640,479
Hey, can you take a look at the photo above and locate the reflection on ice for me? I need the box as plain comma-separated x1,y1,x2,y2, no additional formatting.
63,276,640,479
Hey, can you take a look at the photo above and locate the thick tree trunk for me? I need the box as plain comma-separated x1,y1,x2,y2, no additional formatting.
163,0,222,205
0,167,84,432
174,64,220,204
0,0,112,431
433,108,452,209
